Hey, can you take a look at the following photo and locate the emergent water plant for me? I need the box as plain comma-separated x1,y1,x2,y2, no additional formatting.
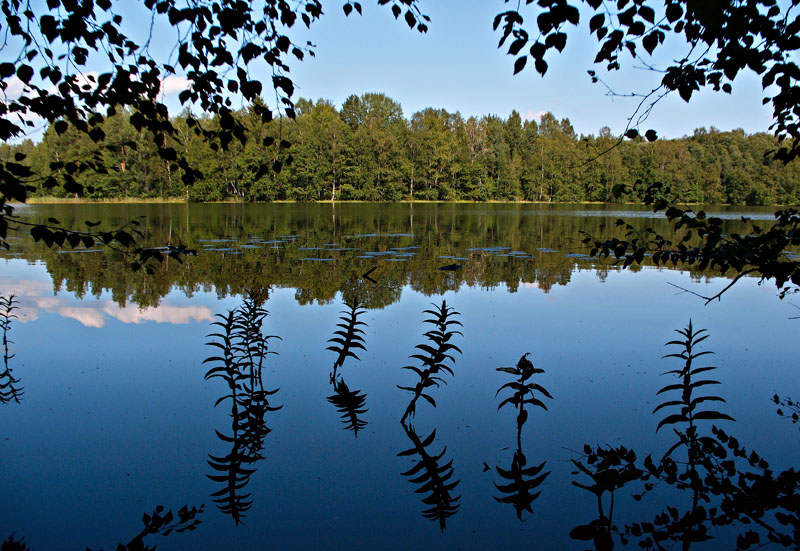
204,293,281,525
325,297,369,436
398,300,462,422
494,353,553,520
0,294,21,404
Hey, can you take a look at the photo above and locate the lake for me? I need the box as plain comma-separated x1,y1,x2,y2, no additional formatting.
1,203,798,550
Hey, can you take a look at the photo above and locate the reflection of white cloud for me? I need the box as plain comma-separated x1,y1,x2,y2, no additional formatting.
58,307,107,328
107,304,213,325
160,76,191,95
521,282,541,289
0,278,214,327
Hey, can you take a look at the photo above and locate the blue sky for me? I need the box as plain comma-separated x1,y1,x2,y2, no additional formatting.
282,1,775,139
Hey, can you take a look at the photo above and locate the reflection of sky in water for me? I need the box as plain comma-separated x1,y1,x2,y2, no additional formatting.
0,259,798,550
0,265,214,328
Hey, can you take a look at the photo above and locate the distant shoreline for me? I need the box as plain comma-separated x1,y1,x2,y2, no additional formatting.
19,197,789,207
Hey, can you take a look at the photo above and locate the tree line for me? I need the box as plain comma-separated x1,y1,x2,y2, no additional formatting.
5,93,799,206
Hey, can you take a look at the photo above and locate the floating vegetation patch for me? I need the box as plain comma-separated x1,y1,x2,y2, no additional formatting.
254,240,290,245
362,251,396,256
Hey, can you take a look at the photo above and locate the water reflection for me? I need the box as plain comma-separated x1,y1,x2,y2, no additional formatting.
0,278,213,327
494,353,552,520
204,293,281,524
1,203,798,549
327,377,368,436
398,423,461,531
2,203,770,310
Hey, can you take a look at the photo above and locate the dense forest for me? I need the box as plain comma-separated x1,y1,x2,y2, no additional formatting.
4,93,799,206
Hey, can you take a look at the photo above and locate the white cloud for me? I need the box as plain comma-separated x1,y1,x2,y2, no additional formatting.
523,110,547,122
2,76,25,100
160,75,191,96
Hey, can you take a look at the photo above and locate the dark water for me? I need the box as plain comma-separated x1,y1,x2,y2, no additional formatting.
0,203,797,550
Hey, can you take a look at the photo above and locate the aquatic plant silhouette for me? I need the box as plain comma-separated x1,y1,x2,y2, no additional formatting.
204,293,281,525
82,504,203,551
327,378,368,436
398,300,462,422
326,298,367,381
570,445,643,551
325,297,369,435
773,394,800,430
2,533,28,550
398,422,461,531
625,320,737,549
0,294,21,404
621,323,798,550
395,299,462,530
564,321,800,550
654,320,734,458
494,353,552,520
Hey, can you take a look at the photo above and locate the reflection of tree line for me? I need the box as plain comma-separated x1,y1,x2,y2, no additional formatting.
5,288,800,549
1,203,761,310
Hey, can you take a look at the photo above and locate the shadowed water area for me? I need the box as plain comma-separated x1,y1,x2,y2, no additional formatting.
0,203,798,550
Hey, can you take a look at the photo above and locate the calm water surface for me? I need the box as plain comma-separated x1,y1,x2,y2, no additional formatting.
0,203,797,550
